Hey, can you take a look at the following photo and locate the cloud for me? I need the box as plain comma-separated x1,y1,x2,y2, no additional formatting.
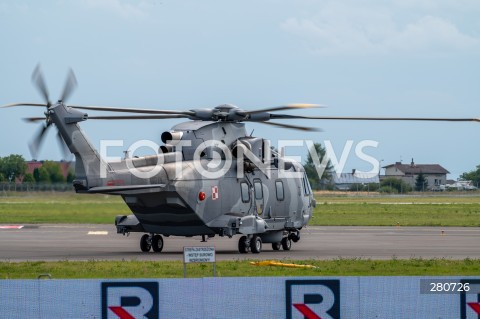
82,0,150,19
385,15,480,52
0,2,29,15
281,2,480,55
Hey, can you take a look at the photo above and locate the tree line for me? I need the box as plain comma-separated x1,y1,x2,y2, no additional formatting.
460,165,480,186
2,149,478,189
0,154,74,183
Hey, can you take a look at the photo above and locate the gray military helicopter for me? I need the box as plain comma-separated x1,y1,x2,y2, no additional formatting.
3,66,479,254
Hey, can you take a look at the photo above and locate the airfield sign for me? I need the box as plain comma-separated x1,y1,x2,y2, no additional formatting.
183,246,216,263
183,246,216,277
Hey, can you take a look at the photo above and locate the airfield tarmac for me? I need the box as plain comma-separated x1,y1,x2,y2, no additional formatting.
0,225,479,261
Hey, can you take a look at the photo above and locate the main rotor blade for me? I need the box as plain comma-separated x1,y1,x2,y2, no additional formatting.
270,114,480,122
23,112,480,123
59,68,77,103
23,114,190,122
260,121,321,132
68,104,195,115
31,64,50,105
1,102,47,108
29,124,50,160
239,103,322,115
23,117,45,122
86,115,189,120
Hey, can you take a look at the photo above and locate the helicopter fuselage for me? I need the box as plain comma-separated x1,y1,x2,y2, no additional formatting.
114,157,314,238
103,121,314,241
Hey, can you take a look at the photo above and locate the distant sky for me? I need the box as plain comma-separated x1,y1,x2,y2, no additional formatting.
1,0,479,179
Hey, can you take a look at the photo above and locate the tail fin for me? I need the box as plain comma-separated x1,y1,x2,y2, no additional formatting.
50,103,110,190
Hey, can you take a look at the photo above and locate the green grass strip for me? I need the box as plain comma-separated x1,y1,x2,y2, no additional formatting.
1,193,480,226
1,258,479,279
312,202,480,226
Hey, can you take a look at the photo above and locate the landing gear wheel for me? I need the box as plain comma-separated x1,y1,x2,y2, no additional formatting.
250,235,262,254
140,234,151,252
238,236,248,253
272,242,281,251
152,234,164,252
281,237,292,251
289,231,300,243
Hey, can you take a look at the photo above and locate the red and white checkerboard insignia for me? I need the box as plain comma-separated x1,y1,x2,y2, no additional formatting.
212,186,219,200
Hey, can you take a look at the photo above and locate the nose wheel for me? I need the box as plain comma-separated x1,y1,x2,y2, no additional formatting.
238,235,249,253
281,236,292,250
289,230,300,243
250,235,262,254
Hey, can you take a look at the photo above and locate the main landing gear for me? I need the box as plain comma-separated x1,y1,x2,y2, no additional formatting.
238,235,262,254
238,230,301,254
140,233,164,253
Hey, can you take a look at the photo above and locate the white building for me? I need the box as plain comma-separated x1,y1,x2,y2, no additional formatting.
383,159,449,190
333,169,380,190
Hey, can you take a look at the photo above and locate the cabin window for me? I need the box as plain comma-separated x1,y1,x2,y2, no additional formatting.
254,180,263,200
240,182,250,203
275,180,284,201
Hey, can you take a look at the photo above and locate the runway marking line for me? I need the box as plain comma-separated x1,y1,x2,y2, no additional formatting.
0,225,24,229
87,231,109,235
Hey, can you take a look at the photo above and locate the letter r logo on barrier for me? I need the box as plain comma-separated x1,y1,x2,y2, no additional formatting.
102,282,159,319
286,280,340,319
460,279,480,319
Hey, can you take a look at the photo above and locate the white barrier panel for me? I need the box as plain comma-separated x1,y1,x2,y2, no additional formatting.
1,276,479,318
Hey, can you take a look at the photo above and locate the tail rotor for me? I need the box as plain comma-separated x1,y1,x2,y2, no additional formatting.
27,64,76,160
